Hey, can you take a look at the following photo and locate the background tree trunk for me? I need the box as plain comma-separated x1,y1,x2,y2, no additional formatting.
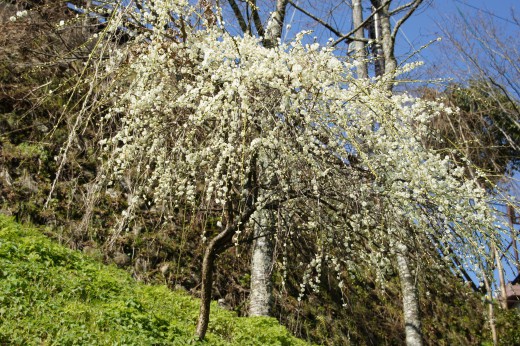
263,0,289,48
249,211,274,316
396,243,423,346
249,0,289,317
368,6,385,77
352,0,368,79
482,268,498,345
376,2,397,75
494,245,508,310
367,4,425,342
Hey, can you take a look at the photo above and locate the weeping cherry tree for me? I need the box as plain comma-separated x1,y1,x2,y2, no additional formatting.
73,1,508,341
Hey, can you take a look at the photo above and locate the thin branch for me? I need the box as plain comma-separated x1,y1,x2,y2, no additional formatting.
251,0,265,37
389,0,420,16
287,0,342,37
227,0,248,33
390,0,423,42
332,0,392,47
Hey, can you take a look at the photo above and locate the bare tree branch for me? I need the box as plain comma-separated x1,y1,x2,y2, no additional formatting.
250,0,265,37
287,0,342,37
390,0,424,42
332,0,391,47
227,0,248,33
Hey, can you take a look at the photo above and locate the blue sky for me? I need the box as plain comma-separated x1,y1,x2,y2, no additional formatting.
403,0,518,42
397,0,519,67
236,0,512,100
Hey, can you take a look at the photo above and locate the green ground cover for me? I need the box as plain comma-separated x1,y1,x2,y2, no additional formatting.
0,215,309,346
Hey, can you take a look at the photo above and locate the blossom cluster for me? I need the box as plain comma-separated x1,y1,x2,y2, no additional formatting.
9,10,28,22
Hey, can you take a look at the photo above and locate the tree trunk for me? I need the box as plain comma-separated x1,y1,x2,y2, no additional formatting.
396,243,423,346
494,245,508,309
370,5,422,342
368,7,385,77
370,0,397,77
83,0,92,36
249,210,274,316
263,0,289,48
374,1,397,75
508,205,520,274
195,205,257,340
196,240,217,340
248,0,289,318
352,0,368,79
482,268,498,345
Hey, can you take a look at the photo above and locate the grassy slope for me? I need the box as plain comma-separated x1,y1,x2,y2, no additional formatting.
0,215,309,346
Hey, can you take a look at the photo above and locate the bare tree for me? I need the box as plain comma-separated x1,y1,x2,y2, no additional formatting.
435,11,520,154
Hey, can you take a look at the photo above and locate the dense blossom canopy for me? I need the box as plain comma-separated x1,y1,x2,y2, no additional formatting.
91,4,505,287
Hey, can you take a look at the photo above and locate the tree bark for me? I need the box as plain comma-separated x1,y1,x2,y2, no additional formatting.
352,0,368,79
482,268,498,345
494,245,508,309
368,7,385,77
195,238,218,340
196,205,257,340
247,0,289,319
396,243,423,346
508,205,520,274
249,210,274,316
370,0,397,76
368,4,423,342
82,0,92,36
263,0,289,48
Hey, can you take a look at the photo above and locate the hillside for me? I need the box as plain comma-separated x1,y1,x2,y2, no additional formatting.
0,215,309,345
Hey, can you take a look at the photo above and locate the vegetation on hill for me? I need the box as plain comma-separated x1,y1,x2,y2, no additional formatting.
0,215,309,345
